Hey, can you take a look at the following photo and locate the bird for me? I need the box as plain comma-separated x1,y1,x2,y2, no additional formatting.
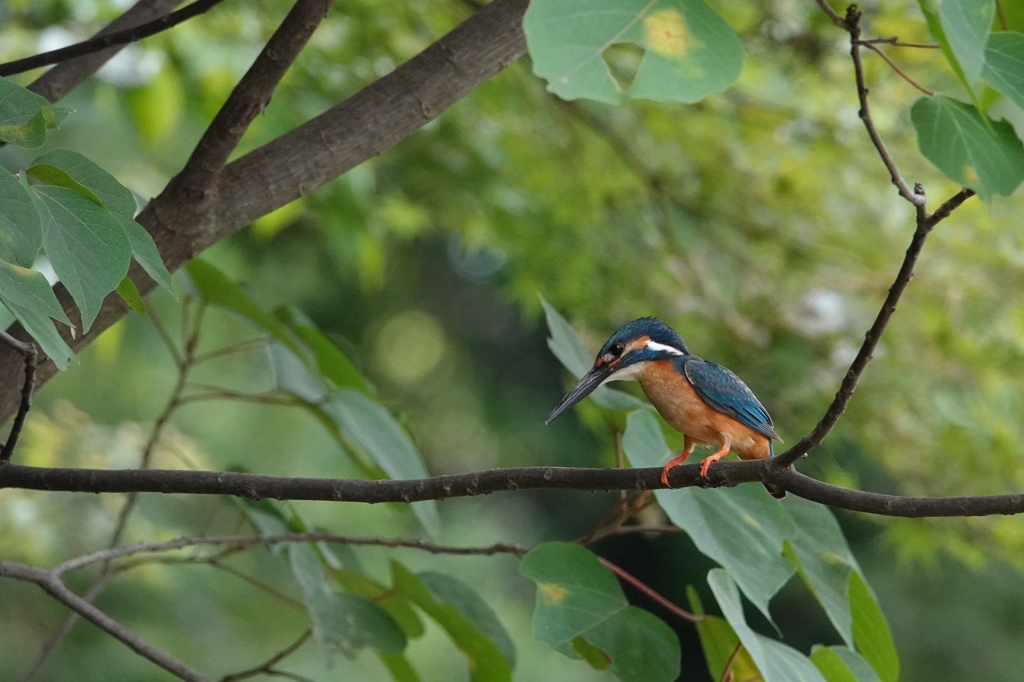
546,317,785,498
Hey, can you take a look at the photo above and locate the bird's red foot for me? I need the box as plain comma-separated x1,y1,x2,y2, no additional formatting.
699,441,732,480
659,450,692,487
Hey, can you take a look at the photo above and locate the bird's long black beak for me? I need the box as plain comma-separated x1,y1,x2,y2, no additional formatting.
546,365,614,424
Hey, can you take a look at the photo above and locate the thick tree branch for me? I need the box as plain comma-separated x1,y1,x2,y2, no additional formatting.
177,0,333,186
0,560,211,682
0,0,228,78
0,0,530,429
1,461,1022,518
26,0,183,102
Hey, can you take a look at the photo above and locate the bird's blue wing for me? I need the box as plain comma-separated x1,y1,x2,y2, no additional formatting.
679,356,781,441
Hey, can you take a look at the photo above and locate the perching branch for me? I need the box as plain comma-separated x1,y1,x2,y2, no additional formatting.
219,630,312,682
1,461,1023,518
770,2,976,469
0,560,212,682
0,0,229,78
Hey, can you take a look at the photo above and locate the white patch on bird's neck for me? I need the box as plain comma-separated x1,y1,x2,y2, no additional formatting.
601,361,647,384
645,340,684,356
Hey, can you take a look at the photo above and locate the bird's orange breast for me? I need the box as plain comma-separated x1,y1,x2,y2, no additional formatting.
638,361,772,460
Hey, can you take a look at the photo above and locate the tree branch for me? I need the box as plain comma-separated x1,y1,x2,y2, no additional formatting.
177,0,333,187
0,560,211,682
220,630,312,682
2,461,1023,518
26,0,183,102
0,0,229,78
0,330,37,462
0,0,530,428
54,532,527,576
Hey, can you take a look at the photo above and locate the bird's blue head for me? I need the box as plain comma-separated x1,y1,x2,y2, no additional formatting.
546,317,689,423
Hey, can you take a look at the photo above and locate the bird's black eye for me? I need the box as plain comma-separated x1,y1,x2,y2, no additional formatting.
610,342,625,357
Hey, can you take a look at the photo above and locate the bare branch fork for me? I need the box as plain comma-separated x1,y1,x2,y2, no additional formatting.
770,3,976,471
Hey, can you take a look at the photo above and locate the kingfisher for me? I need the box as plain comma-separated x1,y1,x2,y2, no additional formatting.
546,317,785,498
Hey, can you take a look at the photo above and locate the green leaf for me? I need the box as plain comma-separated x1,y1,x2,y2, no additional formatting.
325,388,440,536
919,0,978,101
0,78,68,148
910,95,1024,201
391,562,514,680
276,306,371,394
540,296,649,412
687,586,760,682
185,259,305,358
289,543,406,657
117,215,176,295
26,164,103,206
0,169,41,267
524,0,744,104
782,496,861,648
623,410,795,619
116,276,145,315
707,569,826,682
30,149,137,217
334,566,425,638
33,185,132,332
0,261,73,369
418,571,516,667
849,571,899,682
939,0,994,83
981,32,1024,110
519,542,680,682
810,646,882,682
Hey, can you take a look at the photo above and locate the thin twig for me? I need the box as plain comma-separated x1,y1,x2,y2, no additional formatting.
0,0,229,77
721,642,744,682
598,557,703,623
220,630,312,682
0,561,211,682
813,0,849,29
859,37,939,49
0,331,38,462
54,532,527,575
859,42,934,95
845,6,924,206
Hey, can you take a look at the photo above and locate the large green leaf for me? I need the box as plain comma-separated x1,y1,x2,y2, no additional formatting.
0,169,41,267
116,214,175,294
0,261,73,369
325,388,440,536
519,542,680,682
334,566,425,638
919,0,977,101
981,32,1024,110
524,0,744,103
185,259,305,358
0,77,68,148
391,562,514,681
540,296,650,413
810,646,882,682
276,305,371,394
30,149,137,217
289,543,406,657
849,571,899,682
33,185,132,331
687,585,760,682
910,95,1024,201
782,496,862,648
622,410,795,619
939,0,994,83
707,569,826,682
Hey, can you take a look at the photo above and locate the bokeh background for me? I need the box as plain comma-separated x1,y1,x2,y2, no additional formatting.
2,0,1024,680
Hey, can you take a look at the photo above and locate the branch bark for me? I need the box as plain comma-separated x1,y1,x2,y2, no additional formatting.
2,461,1023,519
0,0,530,427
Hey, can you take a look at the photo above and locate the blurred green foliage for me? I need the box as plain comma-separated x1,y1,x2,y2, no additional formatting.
2,0,1024,680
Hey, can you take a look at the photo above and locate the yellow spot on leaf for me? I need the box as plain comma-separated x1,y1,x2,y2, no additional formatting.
643,10,689,58
539,582,568,603
741,513,759,529
963,165,979,186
